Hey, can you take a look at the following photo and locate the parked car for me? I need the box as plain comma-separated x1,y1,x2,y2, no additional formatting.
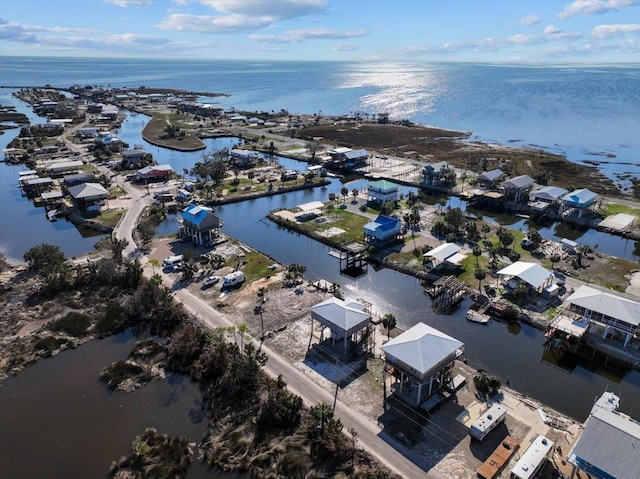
553,272,566,286
202,275,220,288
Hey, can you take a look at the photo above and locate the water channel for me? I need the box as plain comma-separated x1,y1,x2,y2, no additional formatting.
1,99,639,475
0,332,244,479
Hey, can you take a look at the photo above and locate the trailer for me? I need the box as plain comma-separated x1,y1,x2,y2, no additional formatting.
469,404,507,441
477,435,520,479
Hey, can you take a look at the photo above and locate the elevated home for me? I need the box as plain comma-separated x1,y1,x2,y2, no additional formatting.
229,148,258,168
363,215,402,245
63,172,95,187
528,185,568,212
248,117,265,126
568,392,640,479
137,164,173,183
95,132,122,151
179,204,221,245
500,175,534,202
327,147,369,168
367,179,399,203
310,297,371,354
121,149,148,167
561,188,599,218
565,285,640,347
497,261,554,293
424,243,467,269
44,160,85,177
422,161,455,187
67,182,109,213
382,322,464,407
476,168,504,188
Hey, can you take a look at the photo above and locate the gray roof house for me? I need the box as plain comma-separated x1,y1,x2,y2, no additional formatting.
382,322,464,407
528,185,568,211
568,392,640,479
310,297,371,354
476,168,504,187
500,175,534,202
67,182,109,212
565,285,640,347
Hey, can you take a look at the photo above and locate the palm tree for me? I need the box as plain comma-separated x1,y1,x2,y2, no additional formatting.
382,313,396,341
472,246,482,268
351,188,359,203
550,254,561,271
148,258,159,275
481,223,491,239
475,269,486,293
340,186,349,204
248,171,255,184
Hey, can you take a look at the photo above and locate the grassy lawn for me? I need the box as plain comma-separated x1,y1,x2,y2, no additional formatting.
241,251,276,282
94,208,125,227
299,208,370,244
141,113,206,151
109,187,127,197
600,203,640,218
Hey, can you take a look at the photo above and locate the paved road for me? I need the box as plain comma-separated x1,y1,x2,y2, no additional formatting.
169,281,445,479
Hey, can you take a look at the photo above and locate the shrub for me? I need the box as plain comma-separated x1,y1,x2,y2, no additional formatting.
48,311,91,337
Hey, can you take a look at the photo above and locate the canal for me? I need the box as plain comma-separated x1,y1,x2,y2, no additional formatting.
1,99,639,440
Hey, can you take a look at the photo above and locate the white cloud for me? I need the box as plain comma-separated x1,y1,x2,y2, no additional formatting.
200,0,327,18
544,25,562,35
158,13,273,32
284,28,367,39
332,41,360,52
508,34,542,45
248,34,292,43
249,28,367,43
591,23,640,38
0,19,37,42
103,0,152,6
159,0,328,33
519,14,541,26
558,0,639,20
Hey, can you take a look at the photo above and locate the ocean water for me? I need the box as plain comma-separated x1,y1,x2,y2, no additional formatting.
1,57,639,189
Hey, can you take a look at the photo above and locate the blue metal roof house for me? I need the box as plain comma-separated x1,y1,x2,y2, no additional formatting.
561,188,599,218
363,215,402,244
179,204,222,245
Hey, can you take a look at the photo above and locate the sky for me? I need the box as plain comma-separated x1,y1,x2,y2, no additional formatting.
0,0,639,63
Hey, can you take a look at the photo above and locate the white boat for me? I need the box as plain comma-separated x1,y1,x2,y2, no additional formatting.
466,310,490,324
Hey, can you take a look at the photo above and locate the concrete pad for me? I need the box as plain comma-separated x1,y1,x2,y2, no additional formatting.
598,213,636,231
456,400,486,427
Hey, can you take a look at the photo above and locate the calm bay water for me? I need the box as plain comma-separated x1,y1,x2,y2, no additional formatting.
2,57,639,188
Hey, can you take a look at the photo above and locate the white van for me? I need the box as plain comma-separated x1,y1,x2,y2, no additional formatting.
222,271,245,288
163,255,183,268
469,404,507,441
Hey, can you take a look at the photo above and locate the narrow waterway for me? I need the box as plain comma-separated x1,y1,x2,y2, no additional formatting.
2,97,639,431
0,332,244,479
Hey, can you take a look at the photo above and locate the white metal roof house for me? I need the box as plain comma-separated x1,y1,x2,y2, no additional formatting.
424,243,467,268
310,297,371,354
565,285,640,347
367,179,399,203
381,322,464,407
500,175,534,202
497,261,553,291
568,392,640,479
